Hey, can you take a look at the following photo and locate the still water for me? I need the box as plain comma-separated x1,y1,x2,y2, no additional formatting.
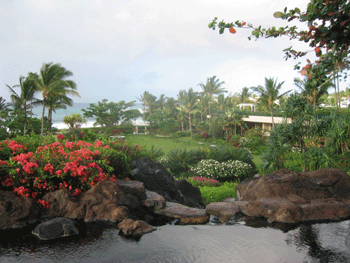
1,219,350,263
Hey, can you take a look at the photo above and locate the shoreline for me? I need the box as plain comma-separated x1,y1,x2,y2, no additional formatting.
52,119,149,130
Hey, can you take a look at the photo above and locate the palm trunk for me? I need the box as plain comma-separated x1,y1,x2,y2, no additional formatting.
41,100,46,135
188,112,192,138
270,105,275,128
23,104,27,135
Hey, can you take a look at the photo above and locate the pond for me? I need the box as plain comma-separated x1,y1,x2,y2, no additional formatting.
1,219,350,263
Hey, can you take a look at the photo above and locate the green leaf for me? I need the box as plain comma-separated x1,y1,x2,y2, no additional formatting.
219,28,224,34
274,11,285,18
295,7,300,14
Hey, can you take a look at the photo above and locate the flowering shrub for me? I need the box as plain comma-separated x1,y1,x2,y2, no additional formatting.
191,159,253,182
0,138,142,209
186,176,221,187
239,137,251,148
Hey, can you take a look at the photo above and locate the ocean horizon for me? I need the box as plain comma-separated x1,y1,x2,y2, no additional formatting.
31,102,145,130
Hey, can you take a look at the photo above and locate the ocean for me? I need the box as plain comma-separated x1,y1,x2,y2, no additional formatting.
31,102,144,130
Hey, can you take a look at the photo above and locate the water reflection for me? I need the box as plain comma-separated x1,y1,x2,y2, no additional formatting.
286,221,350,263
0,220,349,263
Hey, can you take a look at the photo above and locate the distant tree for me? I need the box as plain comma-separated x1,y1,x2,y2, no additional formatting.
137,91,157,120
29,63,78,135
63,113,86,130
294,74,334,110
236,87,253,103
82,99,140,128
251,77,291,128
177,88,198,137
6,76,38,135
198,76,226,132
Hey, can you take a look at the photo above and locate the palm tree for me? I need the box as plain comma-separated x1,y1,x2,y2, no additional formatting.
29,63,78,135
177,88,198,137
0,97,10,111
136,91,157,121
225,109,243,135
6,76,38,135
294,76,334,110
236,87,253,103
45,91,77,131
251,77,291,128
198,76,226,132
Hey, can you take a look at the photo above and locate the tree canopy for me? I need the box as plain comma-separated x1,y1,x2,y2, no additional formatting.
208,0,350,77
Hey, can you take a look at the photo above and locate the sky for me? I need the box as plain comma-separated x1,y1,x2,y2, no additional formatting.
1,0,348,104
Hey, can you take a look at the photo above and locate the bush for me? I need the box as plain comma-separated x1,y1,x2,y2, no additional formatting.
0,137,152,209
186,176,221,187
164,148,202,175
0,139,120,208
199,182,238,204
191,159,253,182
173,130,191,138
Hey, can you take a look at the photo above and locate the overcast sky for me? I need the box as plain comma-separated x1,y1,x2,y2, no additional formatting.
1,0,347,104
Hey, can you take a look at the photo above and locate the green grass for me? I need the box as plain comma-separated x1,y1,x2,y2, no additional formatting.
252,154,262,172
124,134,221,157
199,182,238,204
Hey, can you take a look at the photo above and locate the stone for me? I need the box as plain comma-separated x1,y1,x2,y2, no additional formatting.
42,180,147,223
206,201,247,223
175,179,206,208
142,190,166,212
130,158,205,208
0,190,40,230
32,217,78,240
154,202,209,225
118,218,156,238
41,188,80,219
241,198,303,223
231,168,350,224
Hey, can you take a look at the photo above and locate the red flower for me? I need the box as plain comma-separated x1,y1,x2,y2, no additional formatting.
229,27,236,34
315,47,321,54
72,188,81,197
242,22,246,26
57,134,64,140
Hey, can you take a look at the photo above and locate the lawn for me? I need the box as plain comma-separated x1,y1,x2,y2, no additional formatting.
123,134,221,156
123,134,263,172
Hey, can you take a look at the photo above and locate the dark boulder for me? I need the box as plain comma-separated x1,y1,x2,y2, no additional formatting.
118,218,156,238
154,202,209,225
0,190,40,230
32,217,78,240
130,158,205,208
206,169,350,224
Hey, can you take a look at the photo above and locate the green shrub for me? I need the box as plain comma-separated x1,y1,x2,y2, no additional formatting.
191,159,253,182
164,148,202,175
13,134,56,153
199,182,238,204
97,148,129,179
284,152,304,172
186,176,221,187
173,130,191,138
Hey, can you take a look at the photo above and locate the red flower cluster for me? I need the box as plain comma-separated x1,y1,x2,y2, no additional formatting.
37,199,50,209
0,138,139,208
57,134,65,140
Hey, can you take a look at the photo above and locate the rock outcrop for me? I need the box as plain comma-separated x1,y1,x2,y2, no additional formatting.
0,158,209,239
154,202,209,225
118,218,156,238
206,168,350,224
32,217,79,240
130,158,205,208
0,190,40,230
